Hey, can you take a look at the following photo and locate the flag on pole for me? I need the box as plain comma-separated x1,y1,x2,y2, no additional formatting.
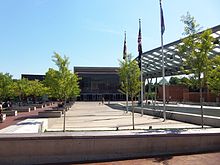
123,31,127,60
138,19,142,68
160,0,165,35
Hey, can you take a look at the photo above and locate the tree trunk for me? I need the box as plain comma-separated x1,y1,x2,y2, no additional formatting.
199,76,204,128
132,97,135,130
63,98,67,132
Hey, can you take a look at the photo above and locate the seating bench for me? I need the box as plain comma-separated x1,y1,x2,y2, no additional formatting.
3,110,17,116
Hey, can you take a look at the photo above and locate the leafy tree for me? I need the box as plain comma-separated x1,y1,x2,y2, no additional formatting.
44,52,80,131
178,12,214,128
28,80,48,103
169,77,181,85
44,52,80,101
12,78,31,103
207,55,220,100
118,54,141,130
0,73,13,101
44,68,61,99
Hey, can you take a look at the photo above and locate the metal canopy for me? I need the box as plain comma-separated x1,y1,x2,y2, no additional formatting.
140,25,220,79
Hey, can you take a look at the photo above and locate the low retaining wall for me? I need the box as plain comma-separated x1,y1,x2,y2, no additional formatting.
0,131,219,164
146,104,220,117
134,107,220,127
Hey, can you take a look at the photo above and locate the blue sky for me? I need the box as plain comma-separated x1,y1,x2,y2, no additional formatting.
0,0,220,79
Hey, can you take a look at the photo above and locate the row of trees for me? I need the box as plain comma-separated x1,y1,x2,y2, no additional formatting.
118,12,220,129
0,52,80,104
0,73,47,103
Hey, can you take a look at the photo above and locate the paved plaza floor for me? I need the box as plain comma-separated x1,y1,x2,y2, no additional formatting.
48,102,202,131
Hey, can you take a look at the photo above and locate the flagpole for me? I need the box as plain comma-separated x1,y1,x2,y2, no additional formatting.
138,19,144,116
123,31,129,113
141,52,143,116
161,30,166,121
139,19,144,116
160,0,166,121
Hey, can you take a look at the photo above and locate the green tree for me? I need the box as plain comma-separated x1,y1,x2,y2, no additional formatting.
169,77,181,85
12,78,31,103
0,73,14,101
44,52,80,131
28,80,48,103
207,55,220,102
118,54,141,130
44,68,61,99
178,12,214,128
44,52,80,101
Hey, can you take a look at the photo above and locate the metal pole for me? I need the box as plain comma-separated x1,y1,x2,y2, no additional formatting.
126,57,129,113
161,30,166,121
141,55,144,116
160,0,166,121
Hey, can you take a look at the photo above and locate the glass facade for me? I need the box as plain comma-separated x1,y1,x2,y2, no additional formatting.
74,67,125,101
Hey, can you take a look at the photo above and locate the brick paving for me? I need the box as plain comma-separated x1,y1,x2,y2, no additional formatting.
72,152,220,165
0,104,54,130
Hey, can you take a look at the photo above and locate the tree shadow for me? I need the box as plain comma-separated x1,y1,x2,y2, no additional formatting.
153,155,173,165
106,103,128,111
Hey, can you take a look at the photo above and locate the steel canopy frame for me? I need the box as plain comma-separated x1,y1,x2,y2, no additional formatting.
139,25,220,79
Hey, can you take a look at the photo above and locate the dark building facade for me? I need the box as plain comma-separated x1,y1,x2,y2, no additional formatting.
74,67,125,101
21,74,45,81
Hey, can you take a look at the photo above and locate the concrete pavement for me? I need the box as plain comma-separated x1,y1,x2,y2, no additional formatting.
47,102,202,131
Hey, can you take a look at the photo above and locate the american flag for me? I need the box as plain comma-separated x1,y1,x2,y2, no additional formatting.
138,19,142,56
123,31,127,60
138,19,142,69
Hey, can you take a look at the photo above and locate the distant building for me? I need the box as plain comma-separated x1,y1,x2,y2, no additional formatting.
74,67,125,101
21,74,45,81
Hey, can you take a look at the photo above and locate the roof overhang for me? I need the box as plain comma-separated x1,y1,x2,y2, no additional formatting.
138,25,220,79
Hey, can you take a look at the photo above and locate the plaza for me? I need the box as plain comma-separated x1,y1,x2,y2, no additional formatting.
48,101,202,131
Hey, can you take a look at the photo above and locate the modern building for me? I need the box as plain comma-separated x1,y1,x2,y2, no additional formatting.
74,67,125,101
21,74,45,81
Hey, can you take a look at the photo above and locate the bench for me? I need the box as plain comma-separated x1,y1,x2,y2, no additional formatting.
45,109,65,114
38,111,62,118
14,107,31,112
3,110,17,116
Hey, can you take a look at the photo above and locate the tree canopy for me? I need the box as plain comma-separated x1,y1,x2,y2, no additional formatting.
207,55,220,96
118,54,141,100
0,73,13,101
44,52,80,101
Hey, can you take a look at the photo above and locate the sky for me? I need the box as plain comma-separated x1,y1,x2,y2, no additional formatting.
0,0,220,79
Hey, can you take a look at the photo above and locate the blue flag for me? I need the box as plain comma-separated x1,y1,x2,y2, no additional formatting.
160,0,165,35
